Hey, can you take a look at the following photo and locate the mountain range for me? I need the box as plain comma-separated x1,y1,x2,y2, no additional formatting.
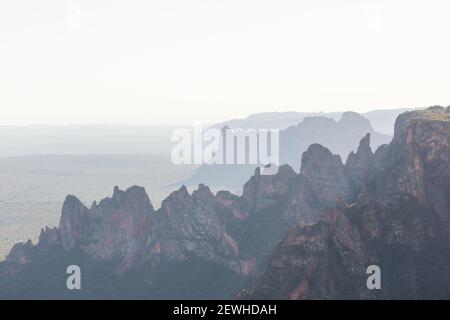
213,108,414,135
185,112,391,189
247,106,450,299
0,106,448,299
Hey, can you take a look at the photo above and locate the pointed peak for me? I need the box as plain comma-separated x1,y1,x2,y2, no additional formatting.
161,185,191,209
277,164,297,176
357,133,372,154
300,143,344,176
196,183,212,194
124,185,147,196
111,185,151,204
170,185,190,200
63,195,86,211
5,240,34,264
345,134,374,171
38,226,59,245
301,143,335,162
192,184,214,201
339,112,374,132
122,186,152,208
113,186,122,197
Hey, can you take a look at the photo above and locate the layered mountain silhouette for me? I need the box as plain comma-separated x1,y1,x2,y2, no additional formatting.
185,112,391,189
247,106,450,299
0,106,448,299
213,108,412,135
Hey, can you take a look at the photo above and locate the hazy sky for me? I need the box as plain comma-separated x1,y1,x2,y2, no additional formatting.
1,0,449,125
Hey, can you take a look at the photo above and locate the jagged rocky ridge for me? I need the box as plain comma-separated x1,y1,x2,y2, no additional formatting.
0,106,448,299
246,106,450,299
0,125,372,298
0,158,351,298
185,112,391,189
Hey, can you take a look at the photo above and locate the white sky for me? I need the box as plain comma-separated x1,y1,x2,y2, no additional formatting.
1,0,449,125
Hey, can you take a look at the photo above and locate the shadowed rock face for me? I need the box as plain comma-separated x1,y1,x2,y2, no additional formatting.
300,144,350,206
0,165,341,299
247,107,450,300
59,195,90,251
1,107,448,299
345,133,373,198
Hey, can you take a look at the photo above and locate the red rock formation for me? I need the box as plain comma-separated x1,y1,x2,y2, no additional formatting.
2,106,448,299
248,107,450,299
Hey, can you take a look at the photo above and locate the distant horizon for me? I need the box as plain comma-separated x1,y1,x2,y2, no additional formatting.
0,105,421,127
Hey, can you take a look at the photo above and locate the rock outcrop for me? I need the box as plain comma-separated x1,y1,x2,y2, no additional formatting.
300,144,350,206
247,107,450,299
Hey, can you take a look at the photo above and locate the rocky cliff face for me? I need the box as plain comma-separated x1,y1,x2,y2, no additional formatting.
0,107,448,299
247,106,450,299
300,144,350,206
